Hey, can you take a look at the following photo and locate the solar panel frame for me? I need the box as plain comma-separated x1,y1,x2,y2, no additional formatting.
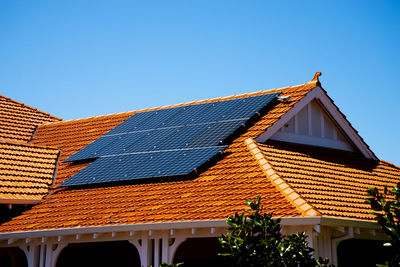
65,92,279,162
62,92,280,187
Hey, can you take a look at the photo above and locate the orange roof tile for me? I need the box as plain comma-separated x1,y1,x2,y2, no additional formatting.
258,141,400,221
0,80,316,233
3,74,396,234
0,95,62,142
245,138,320,217
0,141,59,203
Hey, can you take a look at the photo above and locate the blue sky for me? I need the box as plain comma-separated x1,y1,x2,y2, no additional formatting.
1,1,399,165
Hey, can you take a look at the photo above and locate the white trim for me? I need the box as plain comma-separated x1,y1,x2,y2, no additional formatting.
0,220,229,240
0,217,382,266
0,217,380,241
255,86,377,160
308,103,312,136
270,131,354,151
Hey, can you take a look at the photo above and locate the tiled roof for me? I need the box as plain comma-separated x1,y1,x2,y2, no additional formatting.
0,80,316,232
0,141,59,203
0,95,61,142
257,141,400,221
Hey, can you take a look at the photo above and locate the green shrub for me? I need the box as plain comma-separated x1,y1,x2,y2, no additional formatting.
366,182,400,266
219,195,332,267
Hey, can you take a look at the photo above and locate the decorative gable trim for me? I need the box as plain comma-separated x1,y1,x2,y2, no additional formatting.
245,138,320,217
255,86,377,160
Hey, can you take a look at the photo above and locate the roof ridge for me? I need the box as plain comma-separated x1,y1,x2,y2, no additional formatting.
0,138,59,150
0,94,62,121
37,82,311,127
245,137,320,217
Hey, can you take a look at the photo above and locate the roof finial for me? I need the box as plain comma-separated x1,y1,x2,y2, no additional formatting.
311,72,322,85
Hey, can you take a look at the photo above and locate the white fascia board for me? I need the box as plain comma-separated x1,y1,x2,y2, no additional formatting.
280,216,379,229
0,217,380,241
0,220,229,240
255,86,377,160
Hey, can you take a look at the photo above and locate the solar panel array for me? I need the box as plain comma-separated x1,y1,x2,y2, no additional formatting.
61,92,279,187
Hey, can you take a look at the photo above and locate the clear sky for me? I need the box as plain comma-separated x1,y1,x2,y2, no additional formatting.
1,1,399,165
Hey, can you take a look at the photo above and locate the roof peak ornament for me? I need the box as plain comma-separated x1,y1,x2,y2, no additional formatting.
311,71,322,86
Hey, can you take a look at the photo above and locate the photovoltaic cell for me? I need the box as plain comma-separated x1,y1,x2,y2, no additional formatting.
61,92,279,186
60,146,226,186
105,110,157,136
193,98,243,124
223,93,277,120
66,135,121,162
133,107,185,131
161,103,214,127
153,124,208,151
187,120,246,148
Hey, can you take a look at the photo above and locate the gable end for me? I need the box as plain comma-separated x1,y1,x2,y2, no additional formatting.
255,86,377,160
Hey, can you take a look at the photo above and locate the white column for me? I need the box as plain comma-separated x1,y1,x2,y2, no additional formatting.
138,235,150,267
45,243,52,267
39,245,45,267
154,238,160,267
27,244,40,267
161,234,169,263
305,226,314,249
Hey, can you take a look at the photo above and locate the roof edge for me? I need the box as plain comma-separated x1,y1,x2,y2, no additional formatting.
0,216,380,240
245,137,321,216
0,95,62,121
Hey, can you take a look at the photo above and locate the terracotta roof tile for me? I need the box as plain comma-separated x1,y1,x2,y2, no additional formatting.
0,81,317,232
258,141,400,221
0,141,59,203
0,95,62,142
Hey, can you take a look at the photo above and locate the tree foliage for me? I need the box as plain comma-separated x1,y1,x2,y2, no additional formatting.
366,182,400,266
218,195,332,267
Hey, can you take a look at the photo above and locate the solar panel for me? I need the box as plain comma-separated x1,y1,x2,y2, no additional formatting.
223,93,277,120
105,110,157,136
61,92,280,186
60,146,226,186
66,135,121,161
186,120,246,148
161,103,214,127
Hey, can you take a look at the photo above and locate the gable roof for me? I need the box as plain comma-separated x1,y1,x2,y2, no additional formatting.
0,95,62,142
0,141,59,204
0,79,315,233
0,73,399,234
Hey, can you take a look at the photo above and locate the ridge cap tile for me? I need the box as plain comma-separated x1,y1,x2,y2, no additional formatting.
245,137,321,217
